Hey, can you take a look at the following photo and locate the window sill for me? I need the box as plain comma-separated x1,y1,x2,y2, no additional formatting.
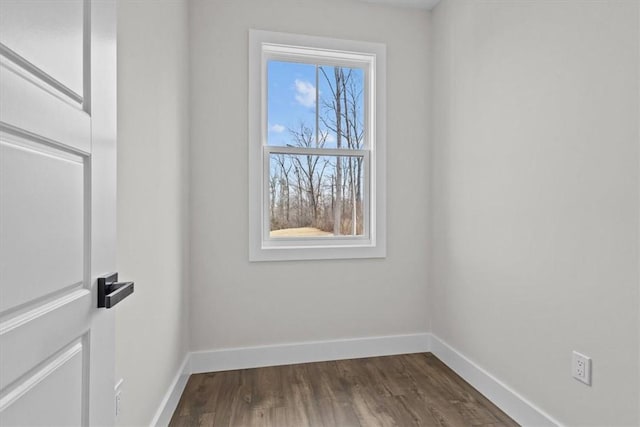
249,242,386,262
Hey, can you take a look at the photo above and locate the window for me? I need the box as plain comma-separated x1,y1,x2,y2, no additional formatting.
249,30,386,261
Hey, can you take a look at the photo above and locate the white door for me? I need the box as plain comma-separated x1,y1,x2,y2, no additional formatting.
0,1,118,425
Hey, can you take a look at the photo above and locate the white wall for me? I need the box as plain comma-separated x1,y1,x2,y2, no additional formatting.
116,0,190,425
188,0,431,351
430,0,639,425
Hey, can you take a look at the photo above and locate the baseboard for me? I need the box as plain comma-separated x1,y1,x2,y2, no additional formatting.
429,334,562,427
149,354,190,427
152,333,561,427
190,333,431,374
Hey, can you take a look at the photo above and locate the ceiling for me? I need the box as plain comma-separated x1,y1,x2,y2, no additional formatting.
359,0,442,10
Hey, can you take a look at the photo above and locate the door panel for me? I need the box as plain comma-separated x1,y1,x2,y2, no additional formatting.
0,0,85,97
0,65,91,153
0,138,85,313
0,0,117,425
0,290,89,390
0,339,86,426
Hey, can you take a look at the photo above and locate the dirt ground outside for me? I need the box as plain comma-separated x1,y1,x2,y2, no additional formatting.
269,227,333,238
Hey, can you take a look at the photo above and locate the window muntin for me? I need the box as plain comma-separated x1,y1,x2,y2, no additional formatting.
249,30,386,261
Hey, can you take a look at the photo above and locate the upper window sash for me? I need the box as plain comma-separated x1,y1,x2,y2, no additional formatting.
262,55,375,153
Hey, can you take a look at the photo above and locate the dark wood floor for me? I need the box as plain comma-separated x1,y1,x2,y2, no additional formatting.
169,353,519,427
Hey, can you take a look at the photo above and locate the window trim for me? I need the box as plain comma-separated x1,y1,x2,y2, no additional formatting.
249,29,386,261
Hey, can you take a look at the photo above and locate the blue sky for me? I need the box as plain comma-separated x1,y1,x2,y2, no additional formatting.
267,60,364,149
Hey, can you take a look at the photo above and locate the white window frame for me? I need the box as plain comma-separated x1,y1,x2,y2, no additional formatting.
249,29,386,261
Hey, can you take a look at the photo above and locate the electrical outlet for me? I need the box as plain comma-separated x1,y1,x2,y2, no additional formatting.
115,390,122,417
572,351,591,385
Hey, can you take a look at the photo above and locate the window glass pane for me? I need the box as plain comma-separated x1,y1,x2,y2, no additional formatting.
267,60,317,146
269,153,365,238
318,66,365,149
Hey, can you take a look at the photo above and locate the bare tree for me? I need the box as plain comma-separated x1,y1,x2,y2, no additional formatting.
320,67,346,234
320,66,364,235
288,123,329,226
274,154,292,222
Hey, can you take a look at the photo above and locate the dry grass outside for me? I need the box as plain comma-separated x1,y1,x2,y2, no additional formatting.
269,227,333,237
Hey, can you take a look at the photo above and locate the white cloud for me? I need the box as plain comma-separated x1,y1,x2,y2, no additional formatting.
270,123,286,133
294,79,316,108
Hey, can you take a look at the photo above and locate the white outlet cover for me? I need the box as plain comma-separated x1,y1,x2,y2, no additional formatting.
115,390,122,417
572,351,592,385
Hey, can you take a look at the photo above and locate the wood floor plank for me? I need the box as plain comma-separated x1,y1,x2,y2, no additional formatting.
168,353,519,427
422,356,518,427
348,387,398,427
314,398,361,427
197,412,216,427
395,393,441,426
